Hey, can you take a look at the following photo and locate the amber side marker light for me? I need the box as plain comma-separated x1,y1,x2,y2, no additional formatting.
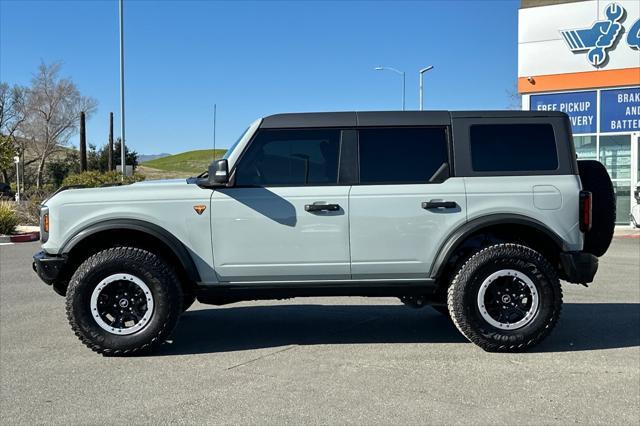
43,213,50,233
193,205,206,215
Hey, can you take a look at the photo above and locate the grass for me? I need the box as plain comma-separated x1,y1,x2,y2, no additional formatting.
141,149,227,174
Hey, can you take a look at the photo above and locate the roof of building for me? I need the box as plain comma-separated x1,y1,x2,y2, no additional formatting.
520,0,586,9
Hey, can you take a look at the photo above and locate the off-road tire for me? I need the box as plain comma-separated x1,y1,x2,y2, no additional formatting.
447,243,562,352
578,160,616,257
66,247,183,356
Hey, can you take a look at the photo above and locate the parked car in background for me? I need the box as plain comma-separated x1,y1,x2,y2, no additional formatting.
0,182,15,201
33,111,616,355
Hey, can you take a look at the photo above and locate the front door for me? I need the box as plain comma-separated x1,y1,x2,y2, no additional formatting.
211,128,350,282
349,127,467,279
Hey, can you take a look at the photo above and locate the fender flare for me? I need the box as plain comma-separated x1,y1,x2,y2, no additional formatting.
60,219,201,283
429,214,566,279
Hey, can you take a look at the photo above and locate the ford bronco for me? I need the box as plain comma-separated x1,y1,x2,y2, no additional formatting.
33,111,615,355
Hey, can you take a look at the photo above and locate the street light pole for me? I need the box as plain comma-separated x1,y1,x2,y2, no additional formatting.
119,0,126,177
375,66,405,111
419,66,434,111
13,156,20,203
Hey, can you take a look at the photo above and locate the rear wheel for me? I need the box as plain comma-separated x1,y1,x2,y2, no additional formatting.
66,247,183,356
447,243,562,352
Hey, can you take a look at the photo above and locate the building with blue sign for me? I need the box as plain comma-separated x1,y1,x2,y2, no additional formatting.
519,0,640,225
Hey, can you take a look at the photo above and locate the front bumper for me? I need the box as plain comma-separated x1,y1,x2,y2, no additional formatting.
33,251,68,295
559,251,598,284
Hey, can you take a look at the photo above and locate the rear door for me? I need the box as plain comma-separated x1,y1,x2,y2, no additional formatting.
349,126,467,279
211,128,351,282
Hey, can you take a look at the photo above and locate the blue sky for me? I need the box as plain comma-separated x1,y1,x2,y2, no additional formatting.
0,0,520,154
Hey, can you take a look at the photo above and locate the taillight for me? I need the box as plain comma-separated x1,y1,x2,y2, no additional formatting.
579,191,592,232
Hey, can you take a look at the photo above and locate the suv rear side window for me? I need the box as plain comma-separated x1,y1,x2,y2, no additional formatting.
359,127,448,184
235,129,340,186
470,124,558,172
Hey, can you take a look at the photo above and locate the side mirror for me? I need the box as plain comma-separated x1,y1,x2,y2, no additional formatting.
208,159,229,185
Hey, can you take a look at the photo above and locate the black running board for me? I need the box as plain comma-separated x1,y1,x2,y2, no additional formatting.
196,279,437,306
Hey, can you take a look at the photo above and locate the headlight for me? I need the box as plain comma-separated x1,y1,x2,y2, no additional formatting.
40,207,49,243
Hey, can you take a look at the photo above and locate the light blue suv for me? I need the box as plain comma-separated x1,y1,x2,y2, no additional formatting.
33,111,615,355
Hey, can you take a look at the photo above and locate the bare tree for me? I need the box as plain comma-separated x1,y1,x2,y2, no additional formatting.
20,62,97,188
506,83,523,110
0,83,26,183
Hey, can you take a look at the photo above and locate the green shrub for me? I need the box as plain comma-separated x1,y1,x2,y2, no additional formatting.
0,201,19,235
20,186,55,225
62,171,145,188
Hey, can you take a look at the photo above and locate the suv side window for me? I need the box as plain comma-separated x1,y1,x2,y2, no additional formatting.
235,129,341,186
358,127,448,184
470,124,558,172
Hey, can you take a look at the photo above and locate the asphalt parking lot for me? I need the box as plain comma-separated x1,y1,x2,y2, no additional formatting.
1,238,639,425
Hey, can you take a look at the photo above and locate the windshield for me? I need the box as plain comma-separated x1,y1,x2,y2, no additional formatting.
223,127,250,160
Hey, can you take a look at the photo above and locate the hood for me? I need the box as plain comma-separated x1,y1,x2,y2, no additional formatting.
43,178,210,209
130,178,187,186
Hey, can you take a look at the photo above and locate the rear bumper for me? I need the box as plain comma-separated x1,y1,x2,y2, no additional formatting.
33,251,68,294
559,251,598,284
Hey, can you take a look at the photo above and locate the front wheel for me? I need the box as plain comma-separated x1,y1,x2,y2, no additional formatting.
65,247,183,356
447,243,562,352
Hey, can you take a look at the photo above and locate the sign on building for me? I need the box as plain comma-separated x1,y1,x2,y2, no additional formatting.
530,91,597,134
600,87,640,133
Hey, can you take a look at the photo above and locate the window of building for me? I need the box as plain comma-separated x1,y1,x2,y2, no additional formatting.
358,127,449,184
235,129,340,186
470,124,558,172
600,135,632,224
573,135,597,160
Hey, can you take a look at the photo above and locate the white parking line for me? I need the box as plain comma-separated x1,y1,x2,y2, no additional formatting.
0,243,15,246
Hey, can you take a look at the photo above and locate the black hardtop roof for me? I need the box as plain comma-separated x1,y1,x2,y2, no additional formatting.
260,110,568,128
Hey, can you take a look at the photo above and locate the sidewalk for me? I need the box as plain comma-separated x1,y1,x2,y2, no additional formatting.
614,227,640,238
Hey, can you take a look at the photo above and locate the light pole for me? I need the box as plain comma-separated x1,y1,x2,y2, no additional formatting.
375,66,405,111
13,156,20,202
119,0,126,177
419,66,434,111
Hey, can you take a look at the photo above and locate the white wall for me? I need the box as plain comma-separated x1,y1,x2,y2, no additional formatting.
518,0,640,77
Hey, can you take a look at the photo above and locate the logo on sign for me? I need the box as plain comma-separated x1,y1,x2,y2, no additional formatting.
560,3,626,67
628,18,640,49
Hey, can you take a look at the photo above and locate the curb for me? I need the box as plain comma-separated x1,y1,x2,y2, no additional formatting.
8,232,40,243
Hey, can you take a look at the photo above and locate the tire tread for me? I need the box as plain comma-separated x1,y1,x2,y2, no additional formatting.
65,247,182,356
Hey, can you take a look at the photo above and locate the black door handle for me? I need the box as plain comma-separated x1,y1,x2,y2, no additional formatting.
422,200,457,209
305,203,340,212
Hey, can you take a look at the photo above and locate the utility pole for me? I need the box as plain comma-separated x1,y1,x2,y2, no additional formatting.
108,112,114,171
79,111,87,171
119,0,126,177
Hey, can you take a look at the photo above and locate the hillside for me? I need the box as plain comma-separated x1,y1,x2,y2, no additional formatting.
139,149,227,179
138,153,171,163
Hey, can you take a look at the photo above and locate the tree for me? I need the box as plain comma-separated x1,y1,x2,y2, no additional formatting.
47,151,80,187
19,62,97,188
0,83,26,183
95,138,138,172
506,83,522,110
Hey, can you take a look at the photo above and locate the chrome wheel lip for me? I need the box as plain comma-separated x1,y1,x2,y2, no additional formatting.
477,269,539,331
90,273,154,335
